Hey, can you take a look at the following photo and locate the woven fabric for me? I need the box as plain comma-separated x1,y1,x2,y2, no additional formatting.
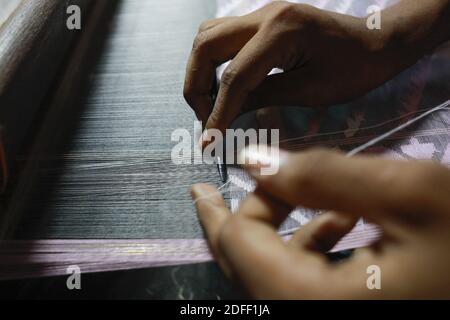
1,0,449,280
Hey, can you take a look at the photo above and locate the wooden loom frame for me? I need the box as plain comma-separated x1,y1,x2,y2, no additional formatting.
0,0,119,238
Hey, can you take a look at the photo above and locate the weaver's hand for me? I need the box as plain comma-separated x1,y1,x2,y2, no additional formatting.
184,1,387,136
184,1,409,138
184,0,450,140
191,148,450,299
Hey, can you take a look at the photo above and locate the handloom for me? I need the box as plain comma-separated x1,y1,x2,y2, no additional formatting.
0,0,449,280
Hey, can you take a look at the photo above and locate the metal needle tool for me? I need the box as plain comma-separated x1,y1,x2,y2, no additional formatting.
210,77,228,183
216,153,228,183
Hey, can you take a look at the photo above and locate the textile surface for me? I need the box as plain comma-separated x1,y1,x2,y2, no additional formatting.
1,0,449,279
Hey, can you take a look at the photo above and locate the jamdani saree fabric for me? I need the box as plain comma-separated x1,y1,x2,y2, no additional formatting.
0,0,449,280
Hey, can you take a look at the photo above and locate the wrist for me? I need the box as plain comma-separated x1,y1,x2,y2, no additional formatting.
365,0,450,67
356,10,427,81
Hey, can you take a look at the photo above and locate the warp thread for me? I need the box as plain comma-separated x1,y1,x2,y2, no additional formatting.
192,100,450,219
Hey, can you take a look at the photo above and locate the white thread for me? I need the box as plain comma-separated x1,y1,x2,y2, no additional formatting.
192,100,450,212
278,104,450,146
229,175,255,193
192,180,232,205
347,100,450,156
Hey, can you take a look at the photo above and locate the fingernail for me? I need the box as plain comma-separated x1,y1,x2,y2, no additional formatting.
191,184,208,201
238,144,287,176
191,184,220,205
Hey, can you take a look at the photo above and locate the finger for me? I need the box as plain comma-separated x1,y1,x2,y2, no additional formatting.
184,18,258,123
239,146,450,224
288,212,358,252
218,189,334,299
203,30,282,139
243,67,318,111
244,64,354,112
224,190,394,299
191,183,232,276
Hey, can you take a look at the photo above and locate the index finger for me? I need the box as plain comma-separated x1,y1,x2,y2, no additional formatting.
203,29,280,137
184,18,257,123
240,146,450,226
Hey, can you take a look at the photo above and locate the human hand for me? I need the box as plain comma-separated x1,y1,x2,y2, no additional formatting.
184,1,408,139
191,147,450,299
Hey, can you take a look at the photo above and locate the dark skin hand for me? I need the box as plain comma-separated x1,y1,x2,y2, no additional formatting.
184,0,450,140
192,148,450,299
186,0,450,299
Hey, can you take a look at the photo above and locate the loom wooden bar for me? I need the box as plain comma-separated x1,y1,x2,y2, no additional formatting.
0,0,117,236
0,0,91,188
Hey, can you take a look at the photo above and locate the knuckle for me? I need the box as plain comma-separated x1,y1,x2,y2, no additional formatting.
198,20,212,33
264,2,316,35
220,66,241,90
192,31,211,53
266,0,291,12
267,1,299,23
